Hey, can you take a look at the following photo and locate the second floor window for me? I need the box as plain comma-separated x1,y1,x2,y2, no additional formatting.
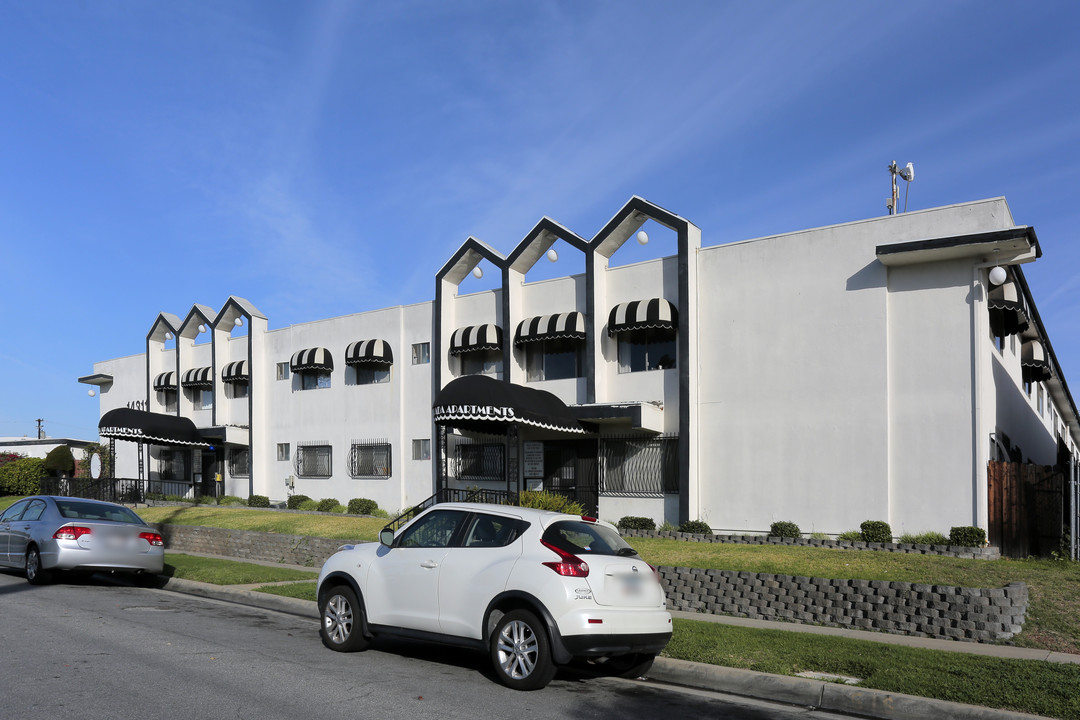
412,342,430,364
617,328,676,373
301,371,332,390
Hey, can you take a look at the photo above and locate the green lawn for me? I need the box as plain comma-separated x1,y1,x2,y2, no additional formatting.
164,553,318,585
135,504,388,541
256,580,318,602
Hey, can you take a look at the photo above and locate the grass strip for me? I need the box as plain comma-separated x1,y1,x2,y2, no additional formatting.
164,553,318,585
137,505,387,541
666,618,1080,720
629,537,1080,654
256,581,318,602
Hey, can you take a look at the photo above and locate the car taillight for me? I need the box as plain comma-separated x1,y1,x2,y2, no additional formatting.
139,532,164,547
580,515,598,523
647,563,661,583
540,540,589,577
54,526,92,540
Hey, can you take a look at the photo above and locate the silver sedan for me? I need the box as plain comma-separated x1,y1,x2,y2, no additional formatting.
0,495,164,584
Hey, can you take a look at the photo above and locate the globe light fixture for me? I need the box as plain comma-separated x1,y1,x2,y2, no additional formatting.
546,248,558,262
472,266,484,279
88,389,96,397
989,266,1008,286
198,324,206,333
235,317,244,326
636,230,649,245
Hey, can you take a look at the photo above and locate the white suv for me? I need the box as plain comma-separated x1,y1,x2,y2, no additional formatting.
317,503,672,690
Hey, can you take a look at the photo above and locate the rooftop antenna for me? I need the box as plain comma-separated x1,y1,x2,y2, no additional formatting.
887,161,915,215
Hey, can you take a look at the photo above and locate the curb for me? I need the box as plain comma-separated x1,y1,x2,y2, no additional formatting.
152,577,1051,720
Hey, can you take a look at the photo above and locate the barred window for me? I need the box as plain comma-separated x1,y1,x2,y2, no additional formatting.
456,443,504,482
599,435,678,496
158,448,179,481
296,443,332,478
348,440,392,478
228,448,250,478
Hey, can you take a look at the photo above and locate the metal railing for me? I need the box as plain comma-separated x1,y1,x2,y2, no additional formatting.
39,477,147,504
383,487,519,532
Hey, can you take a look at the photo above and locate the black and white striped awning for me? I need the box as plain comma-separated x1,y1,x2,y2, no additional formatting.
607,298,678,335
221,360,249,383
450,324,503,356
99,408,210,448
1021,339,1053,383
988,281,1030,337
153,371,177,392
181,366,213,389
346,339,394,366
515,312,586,346
291,347,334,372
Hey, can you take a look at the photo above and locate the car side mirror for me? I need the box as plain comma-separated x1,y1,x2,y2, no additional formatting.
379,528,396,547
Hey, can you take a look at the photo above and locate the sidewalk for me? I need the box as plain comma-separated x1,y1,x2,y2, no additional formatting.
148,553,1070,720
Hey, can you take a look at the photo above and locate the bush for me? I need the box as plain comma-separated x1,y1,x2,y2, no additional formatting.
810,532,829,540
658,521,677,532
0,457,45,495
517,490,585,515
247,494,270,508
950,526,987,547
196,495,217,505
146,492,165,502
287,494,312,510
44,445,75,477
678,519,712,535
372,508,390,518
298,499,319,511
898,531,950,545
317,498,340,513
769,521,801,539
347,498,379,516
860,520,893,543
837,530,863,542
617,516,656,531
217,495,244,506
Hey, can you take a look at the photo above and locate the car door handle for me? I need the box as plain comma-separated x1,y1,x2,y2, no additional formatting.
420,560,439,569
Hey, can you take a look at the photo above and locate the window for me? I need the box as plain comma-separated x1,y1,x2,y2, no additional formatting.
525,338,583,381
0,500,29,521
396,509,467,548
456,443,504,482
277,443,290,462
230,382,249,399
194,388,214,410
159,449,179,480
296,443,332,477
228,448,250,477
353,366,390,385
348,441,392,478
412,438,431,460
462,514,529,548
301,371,332,390
599,435,679,496
1037,384,1045,415
21,499,46,522
412,342,430,365
276,362,290,381
617,328,676,373
159,390,177,413
457,349,503,378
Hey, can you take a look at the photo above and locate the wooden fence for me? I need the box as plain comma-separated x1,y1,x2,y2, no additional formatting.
988,461,1063,558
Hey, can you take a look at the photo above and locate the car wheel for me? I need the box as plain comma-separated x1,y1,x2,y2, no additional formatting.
320,585,369,652
490,609,557,690
26,547,52,585
603,652,656,679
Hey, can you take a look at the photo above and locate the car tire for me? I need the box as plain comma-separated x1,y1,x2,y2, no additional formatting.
604,652,656,679
319,585,369,652
25,546,52,585
490,609,557,691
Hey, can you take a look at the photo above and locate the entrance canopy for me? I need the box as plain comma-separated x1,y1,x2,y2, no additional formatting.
99,408,211,447
433,375,585,434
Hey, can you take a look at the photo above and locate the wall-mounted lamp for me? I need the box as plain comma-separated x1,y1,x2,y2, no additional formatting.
636,230,649,246
472,266,484,279
234,317,244,327
198,324,206,334
164,332,173,340
87,389,96,398
989,266,1008,286
546,248,558,262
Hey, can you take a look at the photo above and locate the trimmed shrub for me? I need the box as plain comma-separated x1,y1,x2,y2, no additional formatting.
837,530,863,542
810,532,829,540
196,495,217,505
0,457,45,495
44,445,76,477
298,499,319,511
769,521,801,539
517,490,585,515
287,494,312,510
372,508,390,519
347,498,379,516
950,526,987,547
247,494,270,508
217,495,245,506
860,520,892,543
659,521,677,532
316,498,340,513
164,494,186,503
146,492,165,502
617,516,656,531
678,519,712,535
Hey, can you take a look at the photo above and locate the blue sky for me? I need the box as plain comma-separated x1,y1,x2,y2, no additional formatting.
1,1,1078,442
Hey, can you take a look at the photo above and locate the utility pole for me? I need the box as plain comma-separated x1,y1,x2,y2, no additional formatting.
36,418,44,439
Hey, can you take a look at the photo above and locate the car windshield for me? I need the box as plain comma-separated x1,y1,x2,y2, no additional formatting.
542,520,638,557
55,500,144,524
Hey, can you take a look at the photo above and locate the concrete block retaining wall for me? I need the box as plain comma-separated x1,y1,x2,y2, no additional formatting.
156,524,1027,642
619,529,1000,560
662,567,1028,643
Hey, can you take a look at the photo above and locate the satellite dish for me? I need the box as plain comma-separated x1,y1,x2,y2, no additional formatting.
900,162,914,182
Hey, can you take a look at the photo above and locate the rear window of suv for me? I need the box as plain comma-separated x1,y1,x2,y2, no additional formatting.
542,520,639,557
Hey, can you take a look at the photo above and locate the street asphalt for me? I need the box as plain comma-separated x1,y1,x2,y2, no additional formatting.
138,551,1072,720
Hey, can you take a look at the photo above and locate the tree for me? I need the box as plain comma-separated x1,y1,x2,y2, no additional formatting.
44,445,76,477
